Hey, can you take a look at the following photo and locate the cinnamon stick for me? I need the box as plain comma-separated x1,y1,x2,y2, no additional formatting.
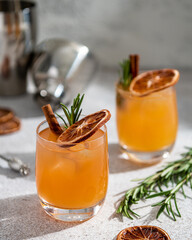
134,54,140,77
130,54,140,78
130,55,135,78
42,104,63,135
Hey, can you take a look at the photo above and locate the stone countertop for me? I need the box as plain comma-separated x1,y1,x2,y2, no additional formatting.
0,67,192,240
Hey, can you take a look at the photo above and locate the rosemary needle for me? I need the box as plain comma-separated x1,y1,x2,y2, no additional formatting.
117,147,192,221
119,59,132,89
56,93,84,128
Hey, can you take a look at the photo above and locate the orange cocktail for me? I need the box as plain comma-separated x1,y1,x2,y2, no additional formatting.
36,120,108,222
116,84,178,162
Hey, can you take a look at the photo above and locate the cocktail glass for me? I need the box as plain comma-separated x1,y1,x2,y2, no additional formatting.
116,84,178,164
36,118,108,222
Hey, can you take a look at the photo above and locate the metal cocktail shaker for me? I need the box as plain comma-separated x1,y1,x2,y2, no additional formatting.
0,1,36,96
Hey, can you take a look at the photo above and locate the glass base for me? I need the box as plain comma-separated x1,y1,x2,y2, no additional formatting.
120,144,174,165
40,197,105,222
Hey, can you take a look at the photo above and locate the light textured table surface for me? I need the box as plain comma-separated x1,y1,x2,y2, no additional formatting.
0,68,192,240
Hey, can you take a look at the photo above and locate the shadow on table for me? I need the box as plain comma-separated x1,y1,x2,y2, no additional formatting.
108,143,158,223
0,94,43,118
108,143,146,174
0,194,80,240
0,152,35,181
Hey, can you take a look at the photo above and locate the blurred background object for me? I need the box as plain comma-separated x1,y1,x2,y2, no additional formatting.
30,39,97,109
0,0,36,96
37,0,192,69
0,0,191,110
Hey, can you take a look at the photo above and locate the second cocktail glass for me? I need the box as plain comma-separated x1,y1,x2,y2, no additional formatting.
116,81,178,164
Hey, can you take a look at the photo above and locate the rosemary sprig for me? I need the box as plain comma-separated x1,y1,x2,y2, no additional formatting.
56,93,84,128
119,59,132,88
117,147,192,221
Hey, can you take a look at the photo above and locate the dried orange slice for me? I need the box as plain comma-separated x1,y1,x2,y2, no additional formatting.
117,226,171,240
57,109,111,146
0,108,14,123
129,69,179,96
0,117,21,135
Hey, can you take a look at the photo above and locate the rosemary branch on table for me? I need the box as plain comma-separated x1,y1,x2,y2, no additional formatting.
56,93,84,128
117,147,192,221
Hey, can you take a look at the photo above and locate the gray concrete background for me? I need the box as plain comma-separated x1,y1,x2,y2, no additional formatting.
36,0,192,69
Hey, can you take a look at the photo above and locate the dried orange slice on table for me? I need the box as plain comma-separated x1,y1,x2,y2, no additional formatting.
0,107,21,135
58,109,111,146
117,226,171,240
129,69,179,96
0,117,21,135
0,108,14,123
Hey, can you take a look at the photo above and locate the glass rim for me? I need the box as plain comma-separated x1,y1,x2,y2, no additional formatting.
36,118,107,147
